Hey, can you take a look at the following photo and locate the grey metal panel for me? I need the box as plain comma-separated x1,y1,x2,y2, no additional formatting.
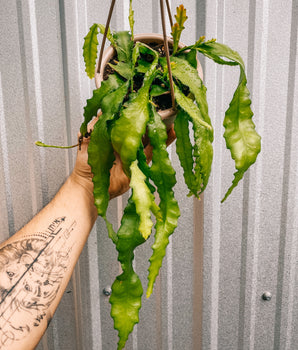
202,2,298,350
0,0,35,235
0,77,10,239
1,0,297,349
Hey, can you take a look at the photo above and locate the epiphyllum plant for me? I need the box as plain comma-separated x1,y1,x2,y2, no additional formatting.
38,2,261,349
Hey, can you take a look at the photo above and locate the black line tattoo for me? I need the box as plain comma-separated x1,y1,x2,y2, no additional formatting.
0,217,76,348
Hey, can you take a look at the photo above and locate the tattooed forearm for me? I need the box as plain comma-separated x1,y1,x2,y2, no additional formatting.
0,217,76,349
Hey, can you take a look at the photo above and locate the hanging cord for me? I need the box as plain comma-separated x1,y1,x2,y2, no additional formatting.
97,0,116,74
165,0,173,28
160,0,176,111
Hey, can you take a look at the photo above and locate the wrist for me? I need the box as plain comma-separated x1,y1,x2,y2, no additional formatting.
69,171,93,198
66,173,98,221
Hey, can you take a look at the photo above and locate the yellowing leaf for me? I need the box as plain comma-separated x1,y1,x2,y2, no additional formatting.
175,4,188,28
171,5,188,54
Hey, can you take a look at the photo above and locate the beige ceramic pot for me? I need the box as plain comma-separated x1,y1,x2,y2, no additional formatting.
94,33,203,129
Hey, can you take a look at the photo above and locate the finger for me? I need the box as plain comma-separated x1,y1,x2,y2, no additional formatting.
109,152,130,199
144,143,153,163
77,111,101,151
166,127,176,146
143,126,176,163
77,131,90,153
87,111,101,132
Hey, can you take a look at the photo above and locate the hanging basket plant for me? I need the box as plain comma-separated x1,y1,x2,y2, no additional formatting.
37,1,261,349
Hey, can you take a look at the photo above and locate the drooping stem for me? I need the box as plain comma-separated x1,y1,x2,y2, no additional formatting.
35,141,79,149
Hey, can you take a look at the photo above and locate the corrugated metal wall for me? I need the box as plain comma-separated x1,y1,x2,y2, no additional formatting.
0,0,297,349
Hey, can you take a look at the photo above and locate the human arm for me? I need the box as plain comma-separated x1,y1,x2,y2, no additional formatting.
0,127,176,350
0,136,98,350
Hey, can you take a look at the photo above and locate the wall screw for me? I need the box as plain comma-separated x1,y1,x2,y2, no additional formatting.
103,286,112,296
262,291,272,301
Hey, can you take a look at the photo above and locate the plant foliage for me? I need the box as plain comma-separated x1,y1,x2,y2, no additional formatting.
38,3,261,349
83,23,99,79
82,6,261,349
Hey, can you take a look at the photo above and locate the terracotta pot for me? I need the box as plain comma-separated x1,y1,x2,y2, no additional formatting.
94,33,203,129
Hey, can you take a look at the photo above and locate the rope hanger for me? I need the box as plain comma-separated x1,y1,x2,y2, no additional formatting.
97,0,176,111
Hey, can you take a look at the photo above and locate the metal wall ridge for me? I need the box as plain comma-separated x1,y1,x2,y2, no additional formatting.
0,0,297,349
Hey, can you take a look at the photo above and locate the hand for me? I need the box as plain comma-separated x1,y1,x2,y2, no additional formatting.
71,115,176,200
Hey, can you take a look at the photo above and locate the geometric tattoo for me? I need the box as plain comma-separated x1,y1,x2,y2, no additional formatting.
0,217,76,348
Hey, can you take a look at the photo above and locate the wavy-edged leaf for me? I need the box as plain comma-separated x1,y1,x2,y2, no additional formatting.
222,170,245,203
110,198,145,350
169,56,212,126
141,45,159,84
111,91,150,173
130,160,156,240
173,83,212,132
136,147,161,220
88,116,115,218
166,56,213,192
88,80,130,220
129,0,134,39
83,24,99,78
111,53,158,174
101,80,130,115
221,73,261,201
97,28,133,66
176,35,210,55
196,41,240,67
176,48,198,68
111,272,142,350
195,41,261,200
80,74,125,135
108,41,141,82
132,43,140,67
174,85,213,195
147,105,180,297
98,24,115,46
136,59,152,75
192,109,214,193
150,84,169,97
136,148,156,194
134,42,160,75
108,62,132,80
80,88,101,135
174,109,197,196
112,31,134,63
